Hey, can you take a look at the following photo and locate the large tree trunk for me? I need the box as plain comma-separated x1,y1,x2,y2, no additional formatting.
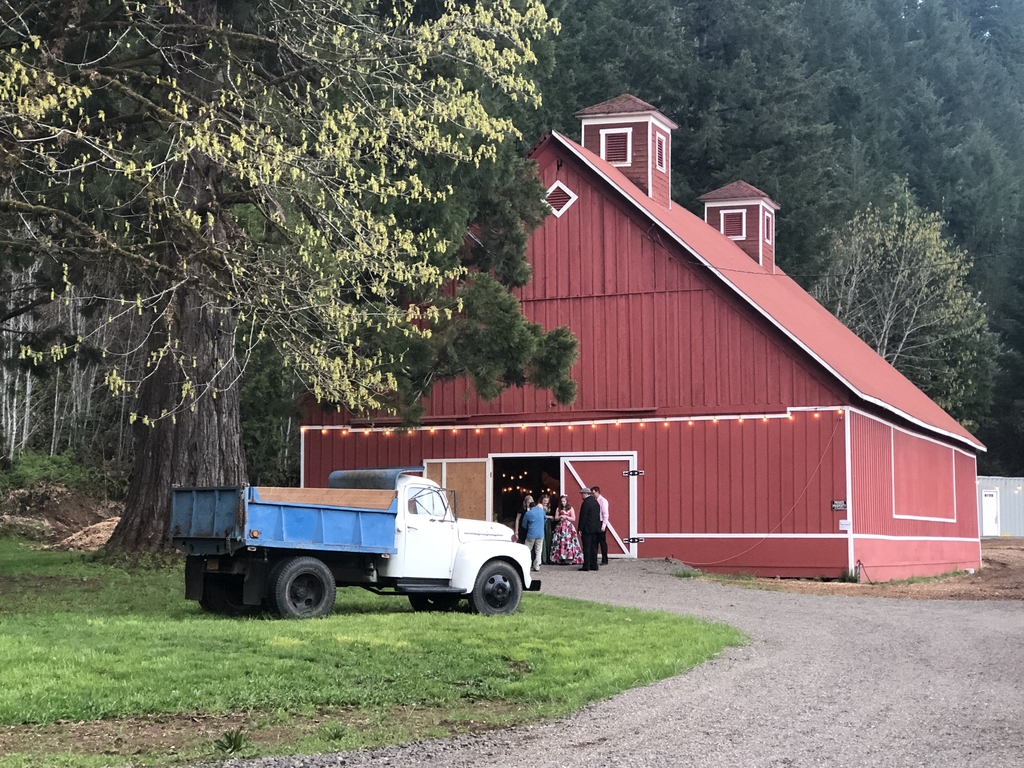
107,284,247,552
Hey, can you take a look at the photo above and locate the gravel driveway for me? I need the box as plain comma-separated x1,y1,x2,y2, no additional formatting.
223,559,1024,768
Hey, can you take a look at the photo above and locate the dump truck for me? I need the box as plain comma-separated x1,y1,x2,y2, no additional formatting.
169,468,538,618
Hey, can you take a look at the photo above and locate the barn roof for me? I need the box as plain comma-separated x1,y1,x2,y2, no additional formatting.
537,131,983,451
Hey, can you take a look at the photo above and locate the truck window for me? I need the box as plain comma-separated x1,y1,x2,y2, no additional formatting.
408,487,450,519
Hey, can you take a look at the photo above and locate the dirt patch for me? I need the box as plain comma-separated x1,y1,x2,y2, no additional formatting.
46,517,121,551
0,703,524,764
694,539,1024,600
0,482,120,547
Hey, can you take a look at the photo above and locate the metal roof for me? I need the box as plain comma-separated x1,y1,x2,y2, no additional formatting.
539,131,984,451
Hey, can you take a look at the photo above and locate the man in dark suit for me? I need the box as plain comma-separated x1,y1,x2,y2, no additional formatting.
578,488,602,571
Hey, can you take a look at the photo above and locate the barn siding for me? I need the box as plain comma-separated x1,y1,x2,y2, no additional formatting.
581,120,649,194
303,410,848,576
848,410,980,579
308,150,845,426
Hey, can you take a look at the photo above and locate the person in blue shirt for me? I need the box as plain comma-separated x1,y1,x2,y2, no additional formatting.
522,496,548,572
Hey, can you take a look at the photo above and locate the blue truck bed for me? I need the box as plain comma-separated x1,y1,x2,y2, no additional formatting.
170,486,399,556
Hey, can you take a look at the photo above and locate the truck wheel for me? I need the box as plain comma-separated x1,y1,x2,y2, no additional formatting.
271,557,337,619
408,593,461,612
470,561,522,616
199,575,261,617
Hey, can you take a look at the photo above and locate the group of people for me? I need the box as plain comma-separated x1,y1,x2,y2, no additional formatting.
514,487,610,572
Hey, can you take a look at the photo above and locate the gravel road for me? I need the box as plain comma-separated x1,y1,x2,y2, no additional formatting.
221,559,1024,768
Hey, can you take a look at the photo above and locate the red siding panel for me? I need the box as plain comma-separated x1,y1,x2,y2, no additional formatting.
303,410,848,576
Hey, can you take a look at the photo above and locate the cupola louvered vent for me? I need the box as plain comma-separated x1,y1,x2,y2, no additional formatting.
545,180,578,218
602,131,630,164
722,211,745,239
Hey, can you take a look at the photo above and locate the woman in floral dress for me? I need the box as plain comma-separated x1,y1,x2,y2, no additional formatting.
548,494,584,565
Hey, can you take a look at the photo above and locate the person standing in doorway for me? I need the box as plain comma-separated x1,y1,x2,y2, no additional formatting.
591,486,610,565
578,488,602,571
522,497,547,572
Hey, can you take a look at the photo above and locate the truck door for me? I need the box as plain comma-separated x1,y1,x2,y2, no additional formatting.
401,485,456,579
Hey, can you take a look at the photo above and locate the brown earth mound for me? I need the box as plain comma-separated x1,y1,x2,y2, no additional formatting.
46,518,121,551
0,483,120,546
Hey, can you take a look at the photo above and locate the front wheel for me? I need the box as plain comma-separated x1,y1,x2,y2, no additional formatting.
408,593,462,612
271,557,337,619
470,561,523,616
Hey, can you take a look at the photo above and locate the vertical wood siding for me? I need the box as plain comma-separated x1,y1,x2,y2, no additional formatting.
370,149,846,423
582,120,649,194
304,411,846,538
849,411,978,539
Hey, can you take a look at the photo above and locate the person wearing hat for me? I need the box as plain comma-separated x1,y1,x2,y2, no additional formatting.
577,488,602,571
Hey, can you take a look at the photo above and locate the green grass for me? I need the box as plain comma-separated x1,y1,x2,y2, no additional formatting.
0,539,743,766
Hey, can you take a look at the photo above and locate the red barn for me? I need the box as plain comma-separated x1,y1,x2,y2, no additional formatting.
301,95,983,581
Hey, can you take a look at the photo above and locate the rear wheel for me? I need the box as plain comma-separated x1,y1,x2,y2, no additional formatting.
470,561,522,616
199,575,261,617
271,557,337,619
408,593,462,612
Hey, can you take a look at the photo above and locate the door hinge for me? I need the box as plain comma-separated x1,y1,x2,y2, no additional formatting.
623,469,644,477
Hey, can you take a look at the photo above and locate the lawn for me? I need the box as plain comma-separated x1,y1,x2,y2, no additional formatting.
0,539,743,766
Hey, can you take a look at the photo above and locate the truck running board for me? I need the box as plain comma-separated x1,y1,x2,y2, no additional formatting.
396,584,465,594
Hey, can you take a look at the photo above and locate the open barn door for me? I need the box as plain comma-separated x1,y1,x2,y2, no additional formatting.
560,454,638,558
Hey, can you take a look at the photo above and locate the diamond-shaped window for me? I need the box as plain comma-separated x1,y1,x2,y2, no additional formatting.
545,181,578,218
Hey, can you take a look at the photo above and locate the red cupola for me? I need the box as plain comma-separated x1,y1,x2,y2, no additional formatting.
699,181,781,273
575,94,677,208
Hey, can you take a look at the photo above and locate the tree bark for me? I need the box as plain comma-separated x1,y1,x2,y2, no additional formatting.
106,284,247,552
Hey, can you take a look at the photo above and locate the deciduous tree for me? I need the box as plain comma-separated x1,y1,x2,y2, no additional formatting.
813,181,996,429
0,0,574,550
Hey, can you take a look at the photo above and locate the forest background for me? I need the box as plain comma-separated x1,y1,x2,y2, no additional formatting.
3,0,1024,516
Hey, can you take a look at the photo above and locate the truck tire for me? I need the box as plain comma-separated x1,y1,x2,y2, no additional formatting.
469,561,522,616
408,593,462,612
271,556,337,619
199,575,261,617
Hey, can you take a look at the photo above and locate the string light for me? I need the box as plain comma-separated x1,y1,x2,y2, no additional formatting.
475,428,481,434
688,420,694,426
321,429,328,435
738,418,744,424
663,421,669,427
429,428,436,434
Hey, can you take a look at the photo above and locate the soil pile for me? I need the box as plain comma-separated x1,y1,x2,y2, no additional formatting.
0,483,121,549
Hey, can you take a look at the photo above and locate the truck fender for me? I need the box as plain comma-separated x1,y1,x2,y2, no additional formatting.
451,541,533,593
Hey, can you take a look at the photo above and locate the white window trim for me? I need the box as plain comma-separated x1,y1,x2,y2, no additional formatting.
544,179,578,218
764,210,773,245
720,208,747,240
655,133,667,172
599,127,632,166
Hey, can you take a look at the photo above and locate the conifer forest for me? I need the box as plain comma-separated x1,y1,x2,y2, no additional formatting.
2,0,1024,549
